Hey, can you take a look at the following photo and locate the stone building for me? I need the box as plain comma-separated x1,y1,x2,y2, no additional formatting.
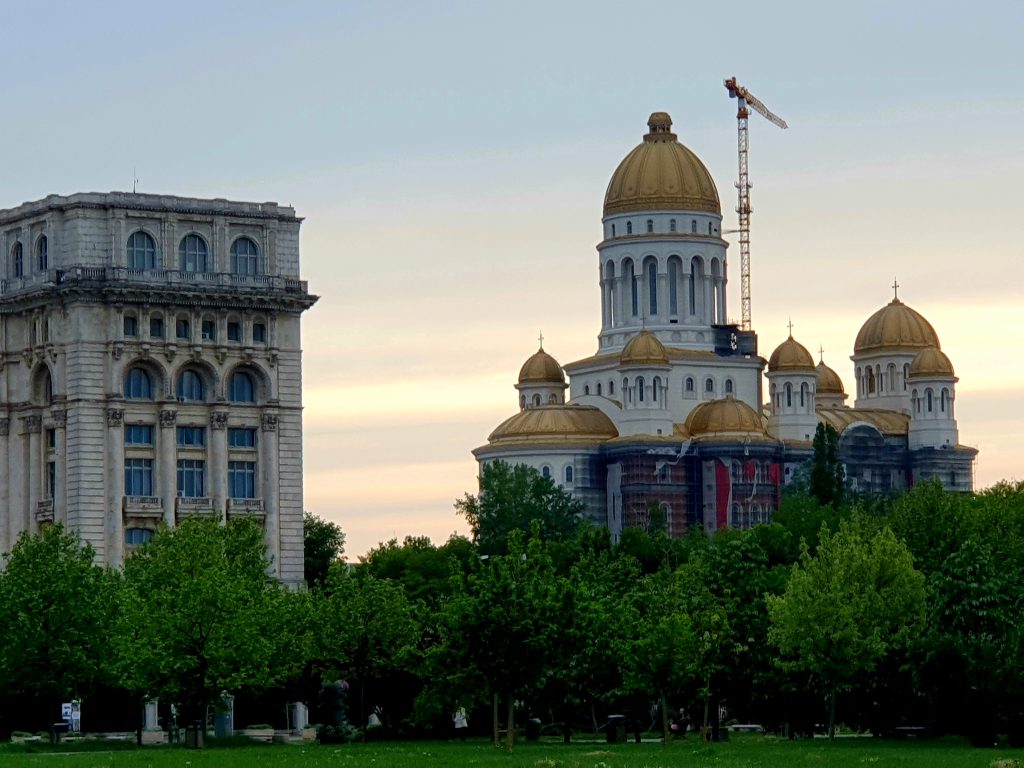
0,192,316,584
474,113,976,539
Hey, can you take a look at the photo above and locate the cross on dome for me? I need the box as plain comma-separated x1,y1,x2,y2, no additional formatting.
892,277,900,299
537,330,544,350
818,344,825,363
787,318,794,337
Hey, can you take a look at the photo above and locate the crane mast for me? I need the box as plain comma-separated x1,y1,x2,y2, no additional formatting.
724,77,787,331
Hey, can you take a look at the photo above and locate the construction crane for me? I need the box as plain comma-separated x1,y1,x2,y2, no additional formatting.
724,77,787,332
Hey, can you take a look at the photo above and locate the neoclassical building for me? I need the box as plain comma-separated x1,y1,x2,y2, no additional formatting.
0,192,316,584
474,113,976,538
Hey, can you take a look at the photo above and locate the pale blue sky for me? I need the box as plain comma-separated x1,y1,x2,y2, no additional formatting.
2,1,1021,554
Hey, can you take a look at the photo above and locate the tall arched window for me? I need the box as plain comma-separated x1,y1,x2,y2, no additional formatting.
888,363,897,391
652,376,660,402
179,234,208,273
705,378,714,395
564,465,574,484
646,219,654,233
36,236,48,271
800,382,808,408
11,242,23,278
626,221,633,235
637,376,645,402
941,388,948,412
605,261,616,326
669,219,677,232
926,389,933,412
689,257,702,316
177,369,204,402
685,377,695,393
125,367,153,400
230,237,261,275
902,364,909,391
532,394,541,407
584,384,590,395
647,260,657,315
725,378,734,395
708,222,713,235
597,382,602,395
691,219,697,233
609,380,615,395
668,259,679,315
127,231,157,270
541,465,551,479
625,260,638,316
785,383,793,408
229,371,256,403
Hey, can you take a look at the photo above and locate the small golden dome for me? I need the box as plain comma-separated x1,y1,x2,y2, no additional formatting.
488,405,618,444
854,298,940,354
768,336,815,372
908,346,955,378
604,113,721,217
518,347,565,385
620,330,669,366
685,397,766,437
815,360,845,394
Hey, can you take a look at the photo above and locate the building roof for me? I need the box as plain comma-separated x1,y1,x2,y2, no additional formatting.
908,346,955,378
517,347,565,385
620,330,669,366
854,297,940,354
603,113,721,217
486,404,618,446
685,397,769,439
815,360,846,395
816,406,910,436
768,335,815,372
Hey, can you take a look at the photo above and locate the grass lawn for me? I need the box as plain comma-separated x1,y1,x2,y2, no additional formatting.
0,735,1020,768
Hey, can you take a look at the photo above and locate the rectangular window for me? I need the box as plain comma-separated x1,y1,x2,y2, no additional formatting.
177,459,205,497
124,424,154,445
201,319,215,341
176,318,190,340
228,427,257,448
47,461,56,499
124,458,154,496
176,426,206,447
150,317,164,338
228,461,257,499
227,321,241,342
46,428,56,450
124,315,138,336
252,323,267,343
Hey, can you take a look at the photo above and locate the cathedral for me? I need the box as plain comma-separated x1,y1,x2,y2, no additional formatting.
474,113,976,538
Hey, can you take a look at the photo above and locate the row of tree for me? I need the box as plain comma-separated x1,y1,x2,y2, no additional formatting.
0,456,1022,749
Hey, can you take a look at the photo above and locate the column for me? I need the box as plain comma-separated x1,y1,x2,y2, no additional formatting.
261,412,280,571
107,408,125,568
0,420,9,554
27,415,41,534
53,409,68,525
159,409,177,527
210,411,228,521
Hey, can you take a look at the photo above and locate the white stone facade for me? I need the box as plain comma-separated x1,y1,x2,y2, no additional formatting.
0,193,317,585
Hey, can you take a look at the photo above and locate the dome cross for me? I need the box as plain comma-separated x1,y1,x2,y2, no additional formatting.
538,330,544,350
892,278,900,299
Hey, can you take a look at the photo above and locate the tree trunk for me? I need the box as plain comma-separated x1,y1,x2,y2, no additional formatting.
702,687,711,744
661,691,670,744
505,695,515,752
493,693,500,747
828,686,837,741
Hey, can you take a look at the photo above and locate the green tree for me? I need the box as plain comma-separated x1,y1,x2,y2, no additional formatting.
767,520,924,738
304,512,346,588
455,460,583,555
358,533,476,608
440,527,567,750
809,422,845,507
116,518,294,722
0,526,117,731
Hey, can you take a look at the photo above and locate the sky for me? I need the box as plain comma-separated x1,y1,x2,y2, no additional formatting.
1,0,1021,557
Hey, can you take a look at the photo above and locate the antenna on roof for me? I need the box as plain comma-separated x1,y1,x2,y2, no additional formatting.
132,168,139,193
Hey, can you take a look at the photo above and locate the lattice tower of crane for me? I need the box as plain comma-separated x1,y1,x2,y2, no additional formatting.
724,77,787,331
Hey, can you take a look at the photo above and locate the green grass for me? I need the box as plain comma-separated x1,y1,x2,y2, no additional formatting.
0,734,1020,768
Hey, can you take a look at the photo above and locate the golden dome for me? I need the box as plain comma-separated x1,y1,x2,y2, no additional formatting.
517,347,565,386
487,405,618,444
854,298,940,354
815,360,846,395
603,113,721,217
620,330,669,366
685,397,766,437
768,336,815,372
908,346,955,378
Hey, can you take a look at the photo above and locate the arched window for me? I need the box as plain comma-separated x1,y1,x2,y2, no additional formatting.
597,382,602,395
609,380,615,395
725,378,734,395
127,231,157,270
691,219,697,233
179,234,208,273
622,378,629,401
177,369,204,402
548,394,557,404
647,260,657,315
888,363,897,392
689,257,702,316
229,371,256,403
532,394,541,407
36,236,48,271
565,465,574,484
624,260,638,316
867,367,876,394
941,388,948,412
705,378,714,395
800,382,808,408
541,465,551,479
584,384,590,395
11,242,23,277
626,221,633,235
708,222,713,235
785,383,793,408
668,259,679,315
903,364,909,391
646,219,654,233
611,224,616,237
520,394,526,409
125,367,153,400
926,388,933,413
605,261,616,326
652,376,660,402
230,237,260,275
685,377,695,393
670,219,677,232
637,376,645,402
912,389,920,413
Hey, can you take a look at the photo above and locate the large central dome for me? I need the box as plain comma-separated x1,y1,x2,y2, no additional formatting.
603,112,720,217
